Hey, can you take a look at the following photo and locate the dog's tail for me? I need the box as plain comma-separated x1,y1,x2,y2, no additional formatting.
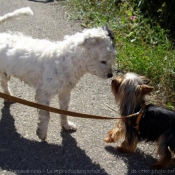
0,7,33,24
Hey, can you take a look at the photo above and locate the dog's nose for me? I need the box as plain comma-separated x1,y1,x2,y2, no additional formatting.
107,73,113,78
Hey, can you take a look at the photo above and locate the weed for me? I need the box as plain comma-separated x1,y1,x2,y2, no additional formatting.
67,0,175,107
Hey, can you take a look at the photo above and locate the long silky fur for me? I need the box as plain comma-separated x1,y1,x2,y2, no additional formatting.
104,72,175,169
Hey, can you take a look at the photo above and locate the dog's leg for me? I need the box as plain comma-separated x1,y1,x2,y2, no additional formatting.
59,92,77,131
35,89,51,141
104,127,123,143
0,72,12,96
152,136,173,169
151,156,173,170
151,148,172,169
104,120,125,143
104,128,119,143
117,135,138,153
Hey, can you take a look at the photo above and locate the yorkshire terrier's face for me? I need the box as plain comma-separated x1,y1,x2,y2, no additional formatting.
111,73,154,105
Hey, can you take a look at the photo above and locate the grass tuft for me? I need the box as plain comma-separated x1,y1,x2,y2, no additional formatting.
66,0,175,107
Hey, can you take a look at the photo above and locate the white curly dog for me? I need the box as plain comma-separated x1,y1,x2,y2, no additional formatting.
0,7,116,141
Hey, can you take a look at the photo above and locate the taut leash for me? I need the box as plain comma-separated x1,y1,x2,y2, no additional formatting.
0,92,116,120
0,92,142,120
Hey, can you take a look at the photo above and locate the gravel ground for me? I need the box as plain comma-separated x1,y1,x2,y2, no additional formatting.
0,1,175,175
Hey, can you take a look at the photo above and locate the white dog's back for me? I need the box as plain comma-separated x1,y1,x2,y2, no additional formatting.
0,32,63,86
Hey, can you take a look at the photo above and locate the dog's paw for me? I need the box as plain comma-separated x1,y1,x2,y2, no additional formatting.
104,137,114,143
104,137,110,143
36,127,47,141
62,121,77,132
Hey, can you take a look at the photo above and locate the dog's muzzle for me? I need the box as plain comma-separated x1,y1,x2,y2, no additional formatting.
107,73,113,78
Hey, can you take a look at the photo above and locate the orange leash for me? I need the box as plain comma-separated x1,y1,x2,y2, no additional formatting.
0,92,144,121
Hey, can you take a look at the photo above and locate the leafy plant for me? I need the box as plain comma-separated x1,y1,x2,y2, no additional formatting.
66,0,175,106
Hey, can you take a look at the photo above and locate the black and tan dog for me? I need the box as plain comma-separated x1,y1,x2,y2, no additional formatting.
104,72,175,169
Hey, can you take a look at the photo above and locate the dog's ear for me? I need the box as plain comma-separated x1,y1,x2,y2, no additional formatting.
140,76,151,85
137,85,154,96
103,24,115,44
111,77,123,94
103,24,110,31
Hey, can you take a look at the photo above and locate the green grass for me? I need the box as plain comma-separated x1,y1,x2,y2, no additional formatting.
66,0,175,108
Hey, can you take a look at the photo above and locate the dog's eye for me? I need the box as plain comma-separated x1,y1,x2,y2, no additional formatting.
101,61,106,64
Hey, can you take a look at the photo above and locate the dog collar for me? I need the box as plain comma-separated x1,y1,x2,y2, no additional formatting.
134,103,146,132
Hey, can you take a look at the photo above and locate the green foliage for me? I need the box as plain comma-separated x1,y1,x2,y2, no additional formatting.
135,0,175,39
67,0,175,106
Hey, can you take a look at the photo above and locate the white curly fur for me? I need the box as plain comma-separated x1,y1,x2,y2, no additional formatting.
0,7,116,140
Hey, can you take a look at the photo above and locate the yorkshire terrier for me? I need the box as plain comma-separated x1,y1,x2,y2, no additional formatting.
104,72,175,169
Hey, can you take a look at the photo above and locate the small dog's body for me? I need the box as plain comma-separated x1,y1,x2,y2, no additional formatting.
104,72,175,169
0,8,116,140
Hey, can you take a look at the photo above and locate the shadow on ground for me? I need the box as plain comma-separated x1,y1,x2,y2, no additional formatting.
105,145,175,175
0,102,107,175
